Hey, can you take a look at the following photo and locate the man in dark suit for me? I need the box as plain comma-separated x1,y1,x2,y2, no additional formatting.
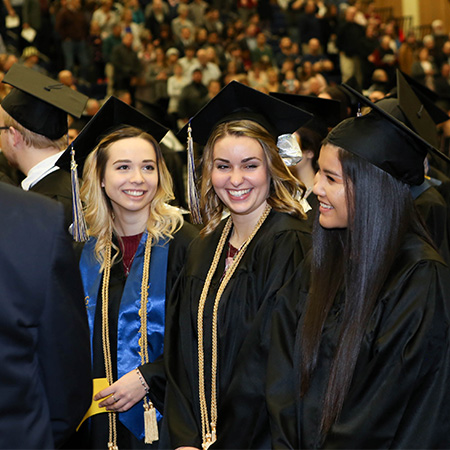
0,182,92,448
0,64,88,231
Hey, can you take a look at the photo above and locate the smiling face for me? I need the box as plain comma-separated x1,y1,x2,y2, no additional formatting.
313,143,349,229
102,137,159,228
211,135,270,222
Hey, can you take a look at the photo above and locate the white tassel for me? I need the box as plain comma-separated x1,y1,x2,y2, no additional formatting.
144,400,159,444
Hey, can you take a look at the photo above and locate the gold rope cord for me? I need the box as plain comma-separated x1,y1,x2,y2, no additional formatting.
138,236,160,444
197,204,272,450
101,241,118,450
101,233,156,450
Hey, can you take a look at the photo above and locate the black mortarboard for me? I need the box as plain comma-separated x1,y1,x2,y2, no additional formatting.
56,96,168,242
399,71,449,124
178,81,313,224
269,92,341,138
57,96,169,175
1,64,88,139
178,81,313,146
376,70,438,148
327,84,450,186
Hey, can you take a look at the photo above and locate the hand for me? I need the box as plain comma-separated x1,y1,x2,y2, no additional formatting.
94,369,148,413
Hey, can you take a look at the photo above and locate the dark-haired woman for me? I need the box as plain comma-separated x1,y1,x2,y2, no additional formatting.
267,104,450,449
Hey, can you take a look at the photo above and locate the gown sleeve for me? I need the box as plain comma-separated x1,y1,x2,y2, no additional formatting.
266,256,310,450
139,222,198,415
161,266,203,449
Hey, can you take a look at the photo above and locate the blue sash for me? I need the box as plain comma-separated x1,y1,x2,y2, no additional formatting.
80,232,169,440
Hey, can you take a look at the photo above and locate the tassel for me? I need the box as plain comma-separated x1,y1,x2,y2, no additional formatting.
144,399,159,444
70,144,88,242
187,120,202,224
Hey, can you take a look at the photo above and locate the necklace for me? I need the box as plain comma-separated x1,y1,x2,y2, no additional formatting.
120,233,143,276
224,241,244,275
123,254,135,276
197,204,272,450
101,233,158,449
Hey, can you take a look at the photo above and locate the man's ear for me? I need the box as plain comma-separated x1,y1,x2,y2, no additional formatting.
9,127,24,147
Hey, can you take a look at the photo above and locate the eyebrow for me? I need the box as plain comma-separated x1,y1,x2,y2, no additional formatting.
213,156,263,163
322,168,343,178
112,159,156,164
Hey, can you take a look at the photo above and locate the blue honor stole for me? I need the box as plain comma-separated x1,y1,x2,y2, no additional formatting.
80,232,169,440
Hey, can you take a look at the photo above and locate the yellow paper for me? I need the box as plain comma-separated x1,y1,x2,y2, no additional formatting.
77,378,110,431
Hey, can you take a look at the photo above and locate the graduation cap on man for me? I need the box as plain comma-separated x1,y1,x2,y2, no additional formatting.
177,81,313,223
56,96,169,242
327,83,450,186
1,63,88,139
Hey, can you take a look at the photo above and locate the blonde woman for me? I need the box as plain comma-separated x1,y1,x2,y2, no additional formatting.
79,125,197,449
161,82,312,449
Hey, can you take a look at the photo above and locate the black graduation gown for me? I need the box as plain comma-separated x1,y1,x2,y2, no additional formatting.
83,223,197,450
161,210,311,449
30,169,73,232
414,185,450,265
267,233,450,449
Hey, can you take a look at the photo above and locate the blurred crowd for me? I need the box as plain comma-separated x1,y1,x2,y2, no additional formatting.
1,0,450,139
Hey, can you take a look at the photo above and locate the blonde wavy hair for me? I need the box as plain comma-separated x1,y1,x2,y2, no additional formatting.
1,108,67,150
81,126,183,269
199,120,306,236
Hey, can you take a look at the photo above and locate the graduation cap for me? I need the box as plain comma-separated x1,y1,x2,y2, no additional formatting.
327,84,450,186
177,81,313,223
57,96,169,175
399,71,449,124
178,81,313,146
269,92,341,138
56,96,169,242
376,70,439,148
1,64,88,139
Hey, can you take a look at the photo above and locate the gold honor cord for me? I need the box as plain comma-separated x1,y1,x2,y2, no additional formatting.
101,234,158,450
197,204,272,450
101,243,117,450
139,236,159,444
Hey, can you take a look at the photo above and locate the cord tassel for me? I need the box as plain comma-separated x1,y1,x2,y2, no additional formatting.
70,144,88,242
187,120,202,224
144,399,159,444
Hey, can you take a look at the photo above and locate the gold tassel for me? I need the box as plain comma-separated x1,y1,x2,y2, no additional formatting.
70,144,88,242
144,399,159,444
187,121,202,225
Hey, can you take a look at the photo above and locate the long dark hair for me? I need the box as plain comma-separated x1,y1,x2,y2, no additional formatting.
299,144,433,438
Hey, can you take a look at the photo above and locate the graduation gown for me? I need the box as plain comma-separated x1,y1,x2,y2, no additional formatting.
79,223,197,449
413,183,450,265
30,169,73,233
162,210,311,449
267,232,450,449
